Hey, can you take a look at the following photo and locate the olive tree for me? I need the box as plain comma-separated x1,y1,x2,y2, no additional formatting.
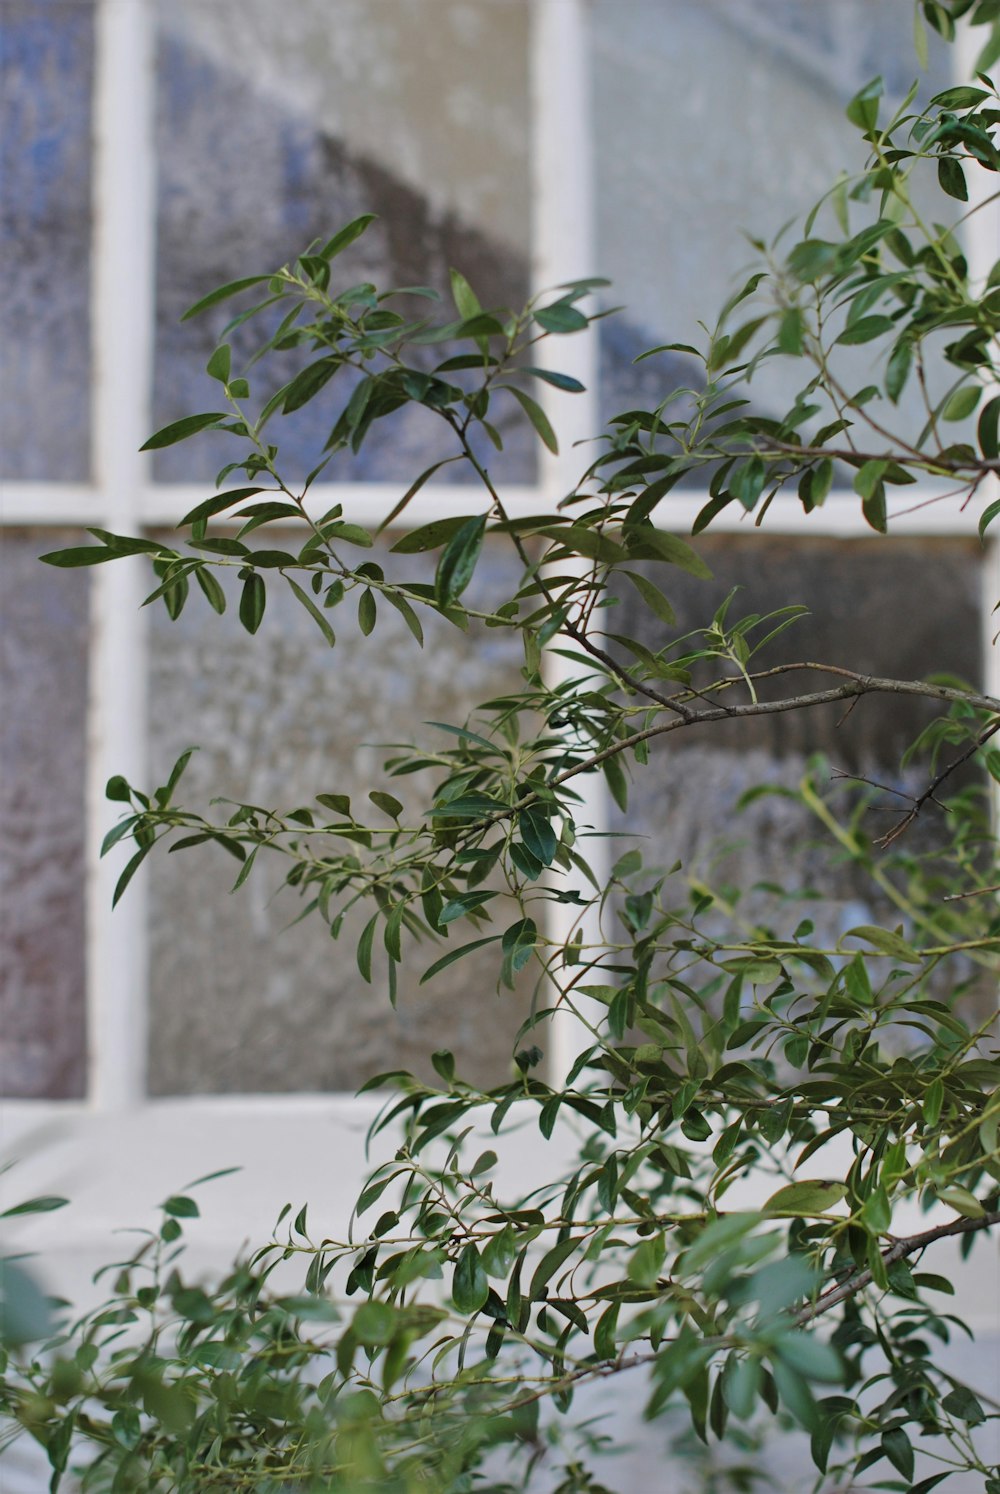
3,2,1000,1489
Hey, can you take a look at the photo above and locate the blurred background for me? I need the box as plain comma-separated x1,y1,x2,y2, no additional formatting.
1,2,997,1486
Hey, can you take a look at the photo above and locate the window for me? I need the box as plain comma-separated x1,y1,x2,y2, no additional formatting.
2,0,995,1174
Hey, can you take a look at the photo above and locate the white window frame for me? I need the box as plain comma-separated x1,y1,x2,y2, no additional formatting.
0,0,996,1126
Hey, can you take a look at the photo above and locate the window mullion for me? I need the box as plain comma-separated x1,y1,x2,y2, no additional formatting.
531,0,609,1084
87,0,157,1109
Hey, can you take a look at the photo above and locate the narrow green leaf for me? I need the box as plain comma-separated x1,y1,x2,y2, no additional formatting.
319,214,377,259
357,911,379,983
623,569,675,624
183,275,270,321
287,577,336,647
500,385,558,454
195,566,227,614
762,1181,847,1217
239,572,266,634
625,528,712,578
1,1196,68,1218
139,413,227,451
520,366,585,393
358,587,377,636
435,513,487,606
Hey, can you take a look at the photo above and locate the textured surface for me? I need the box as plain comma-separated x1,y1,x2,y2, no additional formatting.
611,536,983,940
591,0,951,425
146,538,532,1094
0,1,93,479
153,0,535,485
0,531,89,1097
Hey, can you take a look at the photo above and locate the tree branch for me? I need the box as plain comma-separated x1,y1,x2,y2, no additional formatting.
795,1210,1000,1325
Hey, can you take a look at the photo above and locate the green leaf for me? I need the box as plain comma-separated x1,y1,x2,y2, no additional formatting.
941,384,981,422
978,395,1000,461
195,567,227,614
435,512,487,607
846,76,882,132
938,156,969,201
520,366,585,393
140,412,227,451
420,936,501,984
357,911,379,983
358,588,377,636
1,1196,68,1218
239,572,266,634
627,1234,666,1287
352,1301,396,1346
885,340,912,403
528,1236,579,1300
624,569,675,624
625,528,712,578
771,1338,837,1380
937,1185,985,1219
39,545,118,568
534,301,588,333
519,806,557,867
287,577,336,647
369,791,403,820
113,843,152,907
449,267,481,321
762,1181,847,1218
843,924,920,962
178,486,266,527
206,344,231,383
501,385,558,454
162,1194,199,1218
836,315,894,346
603,753,628,812
452,1243,489,1313
882,1427,914,1482
182,274,270,320
383,589,424,645
318,214,377,259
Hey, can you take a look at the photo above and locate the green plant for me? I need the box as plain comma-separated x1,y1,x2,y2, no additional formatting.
4,4,1000,1488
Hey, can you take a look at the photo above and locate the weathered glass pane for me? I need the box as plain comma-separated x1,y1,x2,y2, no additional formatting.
146,538,530,1094
0,1,93,480
613,536,983,943
591,0,952,423
0,531,89,1097
153,0,534,484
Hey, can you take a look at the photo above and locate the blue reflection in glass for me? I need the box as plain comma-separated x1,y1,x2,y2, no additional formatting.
1,2,93,480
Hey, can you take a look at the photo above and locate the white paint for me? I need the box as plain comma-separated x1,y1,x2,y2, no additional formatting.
530,0,611,1083
87,0,156,1109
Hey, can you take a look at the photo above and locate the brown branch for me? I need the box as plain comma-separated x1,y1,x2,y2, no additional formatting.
795,1210,1000,1325
877,717,1000,847
761,440,1000,475
483,670,1000,826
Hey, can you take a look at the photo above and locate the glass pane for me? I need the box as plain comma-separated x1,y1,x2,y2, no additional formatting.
146,537,530,1094
591,0,952,424
0,531,89,1098
613,535,982,942
0,1,93,480
153,0,534,484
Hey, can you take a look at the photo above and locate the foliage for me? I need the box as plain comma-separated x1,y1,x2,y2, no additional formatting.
4,4,1000,1489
